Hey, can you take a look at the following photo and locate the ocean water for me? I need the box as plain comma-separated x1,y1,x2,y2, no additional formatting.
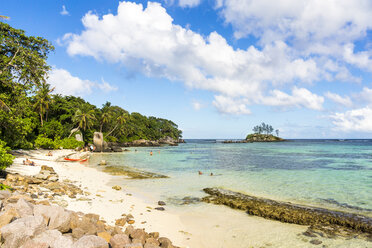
88,139,372,247
90,139,372,216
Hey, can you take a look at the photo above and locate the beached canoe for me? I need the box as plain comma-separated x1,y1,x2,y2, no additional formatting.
64,158,88,162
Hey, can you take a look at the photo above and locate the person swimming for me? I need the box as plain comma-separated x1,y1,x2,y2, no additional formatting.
150,151,153,156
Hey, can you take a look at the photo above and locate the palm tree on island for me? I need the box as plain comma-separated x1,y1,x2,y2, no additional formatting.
246,122,284,142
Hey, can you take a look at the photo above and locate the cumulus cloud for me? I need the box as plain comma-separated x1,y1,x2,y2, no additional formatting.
263,87,324,111
48,68,116,96
330,107,372,132
216,0,372,70
179,0,202,8
98,78,118,92
355,87,372,106
213,95,251,115
60,5,69,16
325,92,353,107
63,1,326,114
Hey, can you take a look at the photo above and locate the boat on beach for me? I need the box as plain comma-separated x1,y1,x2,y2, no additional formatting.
64,157,88,162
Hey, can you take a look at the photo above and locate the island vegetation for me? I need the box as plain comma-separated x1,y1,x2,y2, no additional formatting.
246,122,284,142
0,21,182,168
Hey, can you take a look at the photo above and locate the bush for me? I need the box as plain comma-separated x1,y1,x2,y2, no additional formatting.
0,140,14,170
34,135,55,149
55,137,84,149
105,135,117,142
39,120,64,139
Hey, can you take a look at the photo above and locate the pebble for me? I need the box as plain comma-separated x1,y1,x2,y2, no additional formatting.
158,201,166,206
310,239,323,245
154,207,165,211
112,185,122,191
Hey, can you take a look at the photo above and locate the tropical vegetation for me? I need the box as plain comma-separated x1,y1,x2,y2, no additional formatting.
0,21,182,168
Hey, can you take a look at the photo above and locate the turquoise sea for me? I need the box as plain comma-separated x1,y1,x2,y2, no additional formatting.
90,139,372,216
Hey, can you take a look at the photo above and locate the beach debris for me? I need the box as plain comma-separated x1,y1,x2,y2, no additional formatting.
112,185,122,191
157,201,166,206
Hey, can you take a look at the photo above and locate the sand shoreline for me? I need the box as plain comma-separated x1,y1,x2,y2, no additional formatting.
8,149,191,247
7,149,372,248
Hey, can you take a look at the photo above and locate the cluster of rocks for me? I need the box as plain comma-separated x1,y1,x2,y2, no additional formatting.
245,134,285,142
103,166,168,179
222,140,250,144
123,137,181,147
202,188,372,242
0,190,178,248
1,167,83,202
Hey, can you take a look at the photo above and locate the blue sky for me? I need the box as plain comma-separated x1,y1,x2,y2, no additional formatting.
2,0,372,139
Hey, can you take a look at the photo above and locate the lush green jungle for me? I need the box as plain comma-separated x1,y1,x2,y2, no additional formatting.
0,21,182,169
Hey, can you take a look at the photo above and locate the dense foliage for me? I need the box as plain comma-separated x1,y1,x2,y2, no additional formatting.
0,140,14,170
252,122,279,136
0,21,182,160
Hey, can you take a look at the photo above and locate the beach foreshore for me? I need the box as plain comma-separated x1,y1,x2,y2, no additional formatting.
6,149,191,247
4,149,372,248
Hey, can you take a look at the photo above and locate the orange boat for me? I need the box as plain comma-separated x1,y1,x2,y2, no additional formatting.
64,158,88,162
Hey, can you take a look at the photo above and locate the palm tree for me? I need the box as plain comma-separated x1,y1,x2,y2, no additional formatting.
99,111,112,133
73,107,96,132
106,113,129,137
0,98,10,112
33,82,54,127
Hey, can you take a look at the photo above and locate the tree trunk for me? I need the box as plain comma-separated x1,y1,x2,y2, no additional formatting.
40,113,43,127
106,124,118,137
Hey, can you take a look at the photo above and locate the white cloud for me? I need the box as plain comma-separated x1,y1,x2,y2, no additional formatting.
216,0,372,70
343,44,372,72
325,92,353,107
60,5,69,16
213,95,251,115
262,87,324,111
330,107,372,132
63,1,326,114
98,78,118,92
356,87,372,106
179,0,202,8
47,68,116,96
192,100,203,110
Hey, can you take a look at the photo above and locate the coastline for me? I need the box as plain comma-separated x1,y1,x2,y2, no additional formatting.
6,149,372,248
7,149,190,247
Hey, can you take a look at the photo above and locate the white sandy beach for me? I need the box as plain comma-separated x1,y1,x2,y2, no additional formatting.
7,149,371,248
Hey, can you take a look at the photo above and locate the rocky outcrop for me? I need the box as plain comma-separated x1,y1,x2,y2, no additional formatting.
245,134,285,142
202,188,372,238
158,137,178,146
93,132,108,152
103,166,168,179
0,170,179,248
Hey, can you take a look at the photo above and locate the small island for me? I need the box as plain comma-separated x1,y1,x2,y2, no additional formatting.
223,122,285,143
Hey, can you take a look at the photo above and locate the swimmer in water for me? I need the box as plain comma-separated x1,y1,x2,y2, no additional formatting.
150,151,153,156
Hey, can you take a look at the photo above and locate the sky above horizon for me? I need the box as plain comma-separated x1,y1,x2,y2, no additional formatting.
2,0,372,139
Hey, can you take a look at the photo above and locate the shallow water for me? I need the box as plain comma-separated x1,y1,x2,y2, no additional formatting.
89,140,372,247
90,139,372,215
